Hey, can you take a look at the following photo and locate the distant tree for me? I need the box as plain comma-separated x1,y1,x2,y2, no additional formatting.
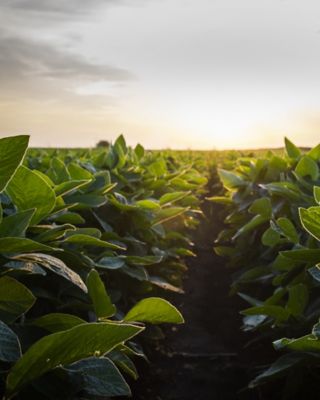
96,140,110,148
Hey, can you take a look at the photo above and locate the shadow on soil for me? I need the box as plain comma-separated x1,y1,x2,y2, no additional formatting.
124,202,281,400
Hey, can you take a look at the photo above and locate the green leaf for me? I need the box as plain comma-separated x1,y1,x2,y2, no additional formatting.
276,217,299,244
49,157,71,184
32,313,86,333
64,194,107,208
307,144,320,160
60,234,126,250
281,248,320,263
0,237,57,253
109,350,138,380
218,169,245,190
6,165,56,224
96,257,125,270
66,357,131,397
287,284,309,317
134,143,144,159
55,180,90,197
241,305,290,322
0,135,29,192
0,276,35,323
261,182,302,201
314,186,320,205
299,207,320,241
67,163,93,180
273,334,320,352
249,353,310,387
136,199,160,210
0,320,21,362
87,269,116,319
249,197,272,218
153,207,188,226
124,297,184,324
159,191,189,206
5,322,144,397
11,253,87,292
295,156,319,180
232,214,268,240
0,209,35,238
285,137,301,159
122,255,163,266
262,227,280,247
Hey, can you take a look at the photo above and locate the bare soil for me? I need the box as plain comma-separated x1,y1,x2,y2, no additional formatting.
126,204,280,400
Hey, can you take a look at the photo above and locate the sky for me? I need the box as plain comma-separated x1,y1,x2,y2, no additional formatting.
0,0,320,149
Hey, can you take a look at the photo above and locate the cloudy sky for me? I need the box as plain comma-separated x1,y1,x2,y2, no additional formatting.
0,0,320,149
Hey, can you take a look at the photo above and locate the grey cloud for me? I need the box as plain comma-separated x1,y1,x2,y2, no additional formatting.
0,33,133,83
0,0,118,15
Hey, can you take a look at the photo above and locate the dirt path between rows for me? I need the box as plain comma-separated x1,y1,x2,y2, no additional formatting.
127,204,279,400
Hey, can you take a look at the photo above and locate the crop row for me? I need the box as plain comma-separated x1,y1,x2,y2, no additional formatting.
0,135,207,399
212,138,320,397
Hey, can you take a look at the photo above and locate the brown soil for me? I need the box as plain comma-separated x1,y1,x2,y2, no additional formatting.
126,204,280,400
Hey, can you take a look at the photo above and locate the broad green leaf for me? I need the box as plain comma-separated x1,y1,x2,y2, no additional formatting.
205,196,233,205
67,163,93,180
0,320,21,362
124,297,184,324
5,322,144,397
55,179,90,197
285,137,301,159
218,169,245,190
136,199,160,210
53,211,85,225
261,182,302,201
249,197,272,218
121,265,148,281
122,255,163,266
87,269,116,319
307,144,320,160
109,350,138,380
49,157,71,184
262,227,280,247
0,209,35,238
34,224,75,242
241,305,290,322
281,248,320,263
60,234,126,250
11,253,87,292
0,237,57,253
0,135,29,192
134,143,144,159
273,334,320,352
0,276,35,323
276,217,299,244
148,160,167,177
249,353,310,387
159,191,189,206
287,284,309,317
295,156,319,180
232,214,268,240
299,207,320,241
66,357,131,397
32,313,85,333
152,207,188,226
65,194,107,208
96,257,125,270
6,166,56,224
314,186,320,205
